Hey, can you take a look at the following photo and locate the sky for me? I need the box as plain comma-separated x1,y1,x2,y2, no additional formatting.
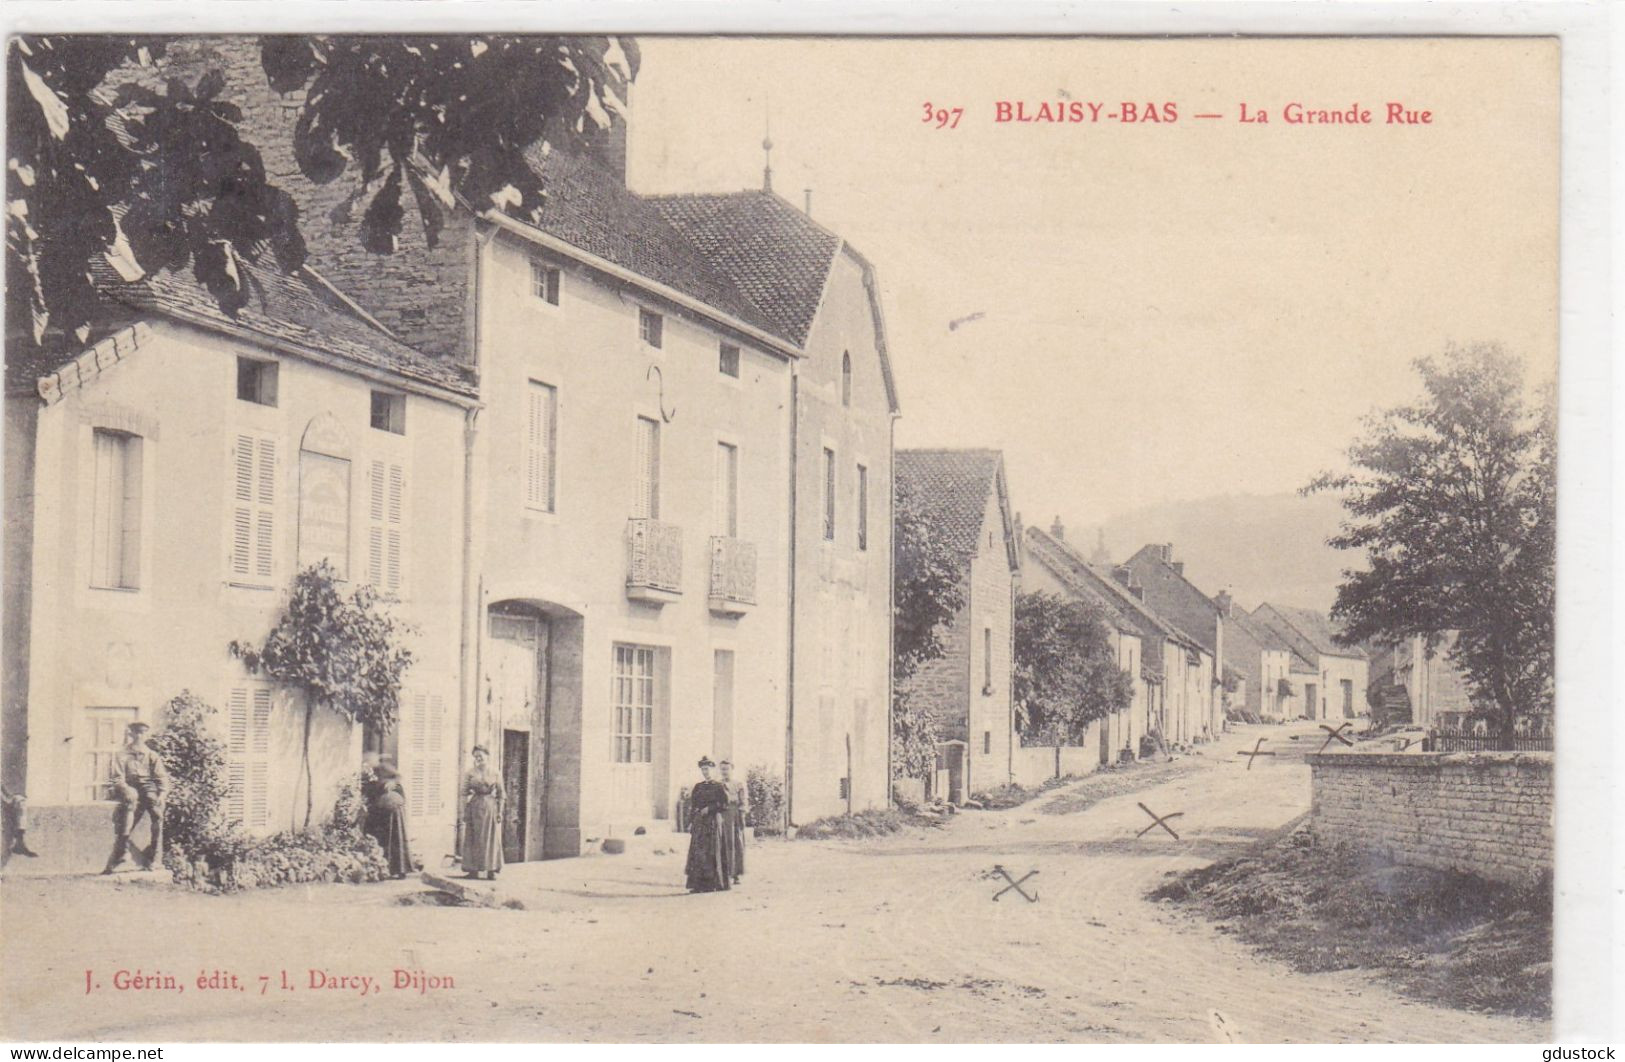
625,37,1558,527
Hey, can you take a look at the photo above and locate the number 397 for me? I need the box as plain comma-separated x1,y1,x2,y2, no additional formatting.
922,103,964,129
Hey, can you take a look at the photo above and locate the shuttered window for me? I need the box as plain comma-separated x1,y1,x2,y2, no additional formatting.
226,686,272,829
856,463,869,552
367,459,405,595
91,430,142,589
405,690,447,819
525,381,557,512
715,442,738,537
822,448,836,541
634,416,660,519
231,434,277,586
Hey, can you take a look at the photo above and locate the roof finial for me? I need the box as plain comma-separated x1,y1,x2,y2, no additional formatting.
762,103,774,193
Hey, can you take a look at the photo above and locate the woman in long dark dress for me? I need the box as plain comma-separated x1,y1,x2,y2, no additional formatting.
718,759,747,886
460,745,503,880
365,761,414,879
684,758,730,893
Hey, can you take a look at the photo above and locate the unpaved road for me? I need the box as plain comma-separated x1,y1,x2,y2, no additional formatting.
1,724,1547,1043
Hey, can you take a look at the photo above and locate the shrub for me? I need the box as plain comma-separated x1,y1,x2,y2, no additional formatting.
167,768,391,894
794,807,943,841
745,765,786,835
148,691,236,858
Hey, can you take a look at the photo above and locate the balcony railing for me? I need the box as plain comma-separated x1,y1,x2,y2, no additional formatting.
708,536,758,616
626,518,682,605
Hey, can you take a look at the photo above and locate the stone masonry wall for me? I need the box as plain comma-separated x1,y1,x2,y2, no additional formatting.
1308,750,1553,886
119,37,478,363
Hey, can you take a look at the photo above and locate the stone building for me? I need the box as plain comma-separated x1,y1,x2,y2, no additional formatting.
3,264,476,874
8,37,901,869
893,450,1019,803
1120,543,1222,742
1252,603,1369,722
1214,593,1314,721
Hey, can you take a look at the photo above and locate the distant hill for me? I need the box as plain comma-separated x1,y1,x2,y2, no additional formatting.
1067,492,1360,614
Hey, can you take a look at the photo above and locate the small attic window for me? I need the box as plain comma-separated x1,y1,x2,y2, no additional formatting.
370,391,406,435
530,259,560,305
719,342,741,378
236,358,278,407
639,308,664,349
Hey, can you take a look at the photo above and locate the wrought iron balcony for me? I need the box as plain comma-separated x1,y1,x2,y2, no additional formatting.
626,518,682,605
708,536,758,616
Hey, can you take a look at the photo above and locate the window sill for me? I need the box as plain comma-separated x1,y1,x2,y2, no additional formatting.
225,581,276,591
89,584,141,594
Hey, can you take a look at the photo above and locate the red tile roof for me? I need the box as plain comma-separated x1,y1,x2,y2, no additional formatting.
650,191,841,347
895,449,1005,561
80,259,476,399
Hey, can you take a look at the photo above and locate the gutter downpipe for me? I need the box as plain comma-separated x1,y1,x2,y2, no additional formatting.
785,368,799,829
886,411,897,806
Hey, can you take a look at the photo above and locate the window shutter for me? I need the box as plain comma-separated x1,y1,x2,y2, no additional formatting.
368,459,385,588
387,464,404,593
232,436,255,578
526,383,556,511
367,460,406,594
231,435,276,583
226,688,248,824
119,438,142,586
427,693,445,814
406,692,427,818
634,417,659,519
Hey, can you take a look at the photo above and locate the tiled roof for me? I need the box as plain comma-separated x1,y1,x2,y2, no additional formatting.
76,259,476,399
524,149,784,341
1227,604,1319,674
895,449,1004,560
1260,603,1366,659
650,191,841,348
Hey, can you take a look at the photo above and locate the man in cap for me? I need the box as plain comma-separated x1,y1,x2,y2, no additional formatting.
102,721,167,874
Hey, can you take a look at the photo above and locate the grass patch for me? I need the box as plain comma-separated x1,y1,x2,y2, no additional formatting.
969,774,1079,811
794,806,944,840
1151,827,1551,1019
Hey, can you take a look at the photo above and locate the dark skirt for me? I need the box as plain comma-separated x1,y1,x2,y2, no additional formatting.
721,807,745,881
462,793,502,873
684,810,729,893
367,806,414,878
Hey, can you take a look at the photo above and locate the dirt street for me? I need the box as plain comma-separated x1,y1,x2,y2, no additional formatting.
1,723,1547,1043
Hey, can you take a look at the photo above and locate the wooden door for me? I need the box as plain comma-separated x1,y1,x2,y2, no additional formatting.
501,730,528,864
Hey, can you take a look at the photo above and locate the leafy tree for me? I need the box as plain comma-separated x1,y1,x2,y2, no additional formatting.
230,562,415,829
7,34,637,349
1013,590,1133,746
890,476,969,780
1305,343,1555,743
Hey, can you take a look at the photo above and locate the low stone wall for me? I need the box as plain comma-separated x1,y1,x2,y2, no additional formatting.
1013,743,1099,788
1,802,124,877
1307,749,1552,885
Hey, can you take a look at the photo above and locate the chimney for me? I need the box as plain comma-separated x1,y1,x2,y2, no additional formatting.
1090,529,1110,565
1112,564,1133,587
1172,561,1185,576
1215,590,1233,617
1050,515,1065,541
1162,542,1175,564
804,188,813,216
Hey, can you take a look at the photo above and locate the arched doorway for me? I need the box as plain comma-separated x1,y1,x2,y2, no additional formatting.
482,600,584,860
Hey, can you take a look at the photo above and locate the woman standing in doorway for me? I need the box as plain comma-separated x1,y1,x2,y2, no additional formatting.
461,745,503,881
684,757,729,893
365,760,414,879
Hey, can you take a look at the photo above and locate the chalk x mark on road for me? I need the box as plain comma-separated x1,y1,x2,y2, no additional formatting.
1237,737,1276,769
1135,803,1184,840
990,864,1039,903
1317,722,1355,753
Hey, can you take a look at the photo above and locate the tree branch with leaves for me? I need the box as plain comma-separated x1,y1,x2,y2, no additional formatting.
229,562,415,829
890,476,969,780
1305,342,1555,742
1013,590,1133,747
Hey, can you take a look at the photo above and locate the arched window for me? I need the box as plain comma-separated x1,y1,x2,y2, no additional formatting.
841,351,852,407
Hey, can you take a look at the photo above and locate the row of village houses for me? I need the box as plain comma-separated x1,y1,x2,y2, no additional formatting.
2,39,1386,873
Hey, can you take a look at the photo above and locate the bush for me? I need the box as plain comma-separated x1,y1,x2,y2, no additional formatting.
148,691,236,857
795,806,944,840
165,765,391,894
745,765,786,836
